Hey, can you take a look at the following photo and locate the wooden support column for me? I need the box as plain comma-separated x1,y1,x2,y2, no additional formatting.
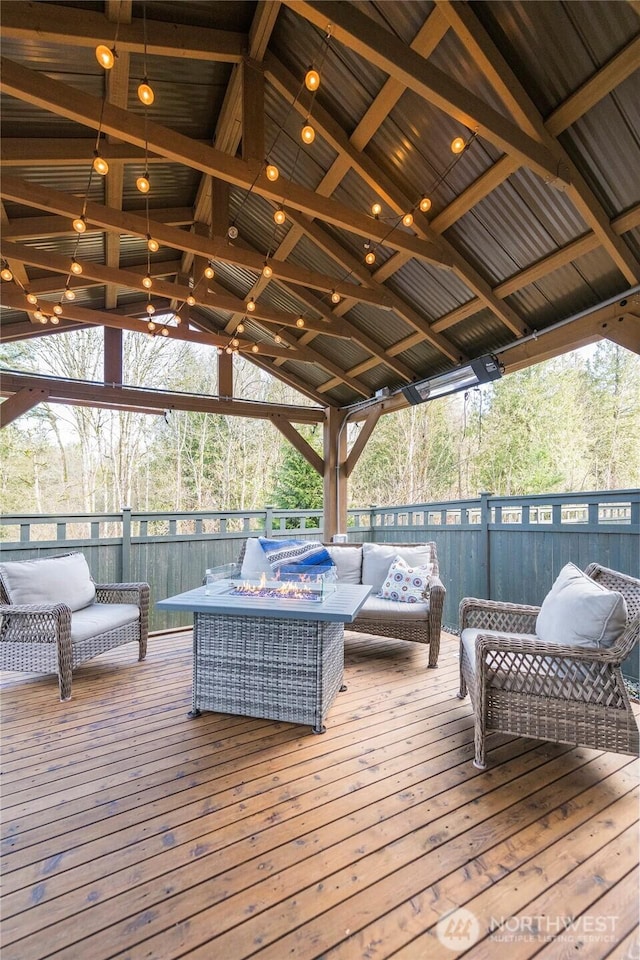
104,326,123,384
323,406,348,540
218,348,233,398
242,59,265,162
211,179,230,248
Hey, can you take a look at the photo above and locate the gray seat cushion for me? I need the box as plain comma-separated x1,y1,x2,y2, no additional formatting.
357,595,430,622
71,603,139,643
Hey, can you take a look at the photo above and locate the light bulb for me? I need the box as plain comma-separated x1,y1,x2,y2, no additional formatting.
225,345,233,354
138,81,154,106
204,264,215,279
186,295,196,306
95,44,115,69
365,251,376,265
246,298,256,312
262,263,273,279
301,124,315,144
64,288,76,301
146,303,155,315
70,259,83,275
217,347,223,355
451,136,465,154
227,225,238,239
274,208,286,225
40,315,49,324
53,303,63,315
402,212,414,227
231,338,240,347
419,196,432,213
50,315,60,325
371,202,382,217
34,310,44,321
331,291,341,304
296,317,304,328
93,154,109,176
305,68,320,91
265,164,279,182
232,347,239,354
26,292,38,305
147,236,159,253
236,322,245,333
147,320,156,331
274,334,282,343
251,343,259,353
161,327,169,337
1,267,13,281
72,216,86,234
142,275,153,289
136,175,150,194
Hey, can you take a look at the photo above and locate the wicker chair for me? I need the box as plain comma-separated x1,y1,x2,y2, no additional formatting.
0,552,150,701
458,563,640,769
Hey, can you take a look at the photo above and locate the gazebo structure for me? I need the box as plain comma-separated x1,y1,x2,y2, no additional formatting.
1,0,639,537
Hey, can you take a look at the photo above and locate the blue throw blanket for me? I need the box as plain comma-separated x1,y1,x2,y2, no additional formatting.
258,537,335,577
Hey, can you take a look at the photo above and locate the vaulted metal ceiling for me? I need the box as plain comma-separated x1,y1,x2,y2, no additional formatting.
1,0,639,412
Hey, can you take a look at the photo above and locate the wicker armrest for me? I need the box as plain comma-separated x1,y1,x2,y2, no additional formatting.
426,573,445,612
473,630,631,666
0,602,71,644
95,583,150,606
459,597,540,634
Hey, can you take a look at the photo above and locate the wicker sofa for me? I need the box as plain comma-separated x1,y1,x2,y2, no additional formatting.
458,562,640,770
240,539,445,667
0,552,150,700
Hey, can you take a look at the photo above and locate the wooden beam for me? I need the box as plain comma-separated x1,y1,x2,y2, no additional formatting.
345,409,381,478
545,35,640,135
0,174,396,309
0,2,246,62
104,327,123,384
284,1,565,183
272,417,324,475
0,387,49,427
0,372,326,423
242,59,265,162
0,59,449,270
2,209,194,241
218,350,233,399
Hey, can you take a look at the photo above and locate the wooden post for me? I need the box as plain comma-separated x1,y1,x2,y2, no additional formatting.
218,348,233,398
122,505,131,581
323,407,348,541
479,491,492,598
104,327,123,384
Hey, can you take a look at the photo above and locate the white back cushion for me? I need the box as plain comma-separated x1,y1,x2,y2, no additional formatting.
325,545,362,584
240,538,274,579
536,562,627,649
0,553,96,611
362,543,433,592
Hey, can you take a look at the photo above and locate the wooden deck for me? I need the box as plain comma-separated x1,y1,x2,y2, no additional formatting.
1,630,638,960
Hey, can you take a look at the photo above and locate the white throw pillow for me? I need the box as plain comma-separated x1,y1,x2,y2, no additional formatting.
379,556,432,603
362,542,433,592
0,553,96,612
536,562,627,649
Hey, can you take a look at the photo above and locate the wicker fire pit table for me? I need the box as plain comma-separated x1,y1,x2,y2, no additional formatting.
157,582,371,733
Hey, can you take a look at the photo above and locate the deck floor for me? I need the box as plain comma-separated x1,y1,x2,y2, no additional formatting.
1,630,638,960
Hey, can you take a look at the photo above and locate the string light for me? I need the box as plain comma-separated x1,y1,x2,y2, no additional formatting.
274,208,286,225
365,251,376,265
147,320,156,332
93,152,109,176
451,136,466,154
26,292,38,305
331,291,341,304
301,123,315,144
246,298,256,312
136,174,150,194
296,316,305,328
146,302,155,315
274,333,282,343
72,216,87,234
262,262,273,279
371,202,382,217
161,326,169,336
50,315,60,325
147,235,159,253
186,294,196,306
305,68,320,91
53,303,63,316
402,212,414,227
204,263,215,279
236,322,245,333
231,338,240,347
70,259,83,275
265,164,279,182
33,310,45,322
419,197,432,213
63,287,76,301
1,265,13,281
95,44,116,69
251,343,259,353
142,274,153,289
138,81,154,106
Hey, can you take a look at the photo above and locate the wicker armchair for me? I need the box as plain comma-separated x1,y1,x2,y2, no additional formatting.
0,552,150,701
458,563,640,770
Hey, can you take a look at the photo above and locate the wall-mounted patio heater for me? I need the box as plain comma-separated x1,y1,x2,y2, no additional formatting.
401,354,502,405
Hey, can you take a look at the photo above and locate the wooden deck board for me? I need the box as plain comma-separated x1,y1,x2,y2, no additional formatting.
1,630,638,959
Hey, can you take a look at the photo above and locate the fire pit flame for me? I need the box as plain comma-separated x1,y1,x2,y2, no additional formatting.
231,571,321,601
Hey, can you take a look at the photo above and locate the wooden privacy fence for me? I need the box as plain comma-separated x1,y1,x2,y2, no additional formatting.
1,490,638,678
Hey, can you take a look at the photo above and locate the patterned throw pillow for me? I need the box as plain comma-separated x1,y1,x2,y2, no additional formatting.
379,556,432,603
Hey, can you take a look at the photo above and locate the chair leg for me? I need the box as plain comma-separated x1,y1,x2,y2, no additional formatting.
58,667,72,701
473,716,487,770
138,637,147,661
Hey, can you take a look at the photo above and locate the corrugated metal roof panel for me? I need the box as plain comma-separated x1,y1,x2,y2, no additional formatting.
389,256,473,319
